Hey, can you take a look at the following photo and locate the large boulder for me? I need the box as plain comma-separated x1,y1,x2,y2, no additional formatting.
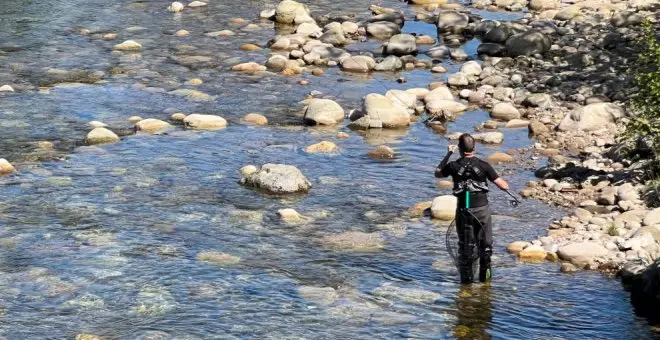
505,30,551,56
304,99,345,125
484,25,516,43
86,128,120,145
477,43,506,56
557,242,608,262
183,114,227,130
626,259,660,319
437,11,470,34
340,56,376,73
240,163,312,194
384,34,417,56
358,93,411,128
275,0,314,25
557,103,624,131
431,195,457,220
490,103,521,121
366,21,401,39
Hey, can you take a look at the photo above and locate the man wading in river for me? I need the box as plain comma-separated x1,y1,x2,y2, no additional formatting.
435,133,510,284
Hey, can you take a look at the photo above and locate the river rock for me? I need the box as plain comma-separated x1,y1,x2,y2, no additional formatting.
384,34,417,56
472,132,504,144
617,183,639,202
278,208,304,223
188,1,207,7
0,85,15,92
367,21,401,39
360,93,411,128
437,11,469,34
240,163,311,194
486,152,514,164
196,251,241,265
386,90,417,109
426,99,468,115
505,30,551,56
424,86,454,102
243,113,268,126
340,56,376,73
505,119,529,128
519,245,547,261
266,55,288,71
557,103,624,131
560,262,578,273
431,195,457,220
477,43,506,56
528,119,549,135
529,0,559,10
522,93,553,108
322,231,385,251
304,99,345,125
448,72,469,87
85,128,119,145
490,103,520,121
296,22,323,37
135,118,172,134
507,241,530,253
611,11,644,27
320,22,347,46
558,242,608,262
374,55,403,71
644,208,660,226
275,0,314,25
168,1,184,12
342,21,359,35
460,61,482,76
114,40,142,51
0,159,16,175
183,114,227,130
305,141,337,153
368,145,395,159
231,62,267,72
555,6,580,20
372,284,440,304
298,286,338,305
619,232,655,251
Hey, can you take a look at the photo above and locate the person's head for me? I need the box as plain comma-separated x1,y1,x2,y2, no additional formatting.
458,133,475,156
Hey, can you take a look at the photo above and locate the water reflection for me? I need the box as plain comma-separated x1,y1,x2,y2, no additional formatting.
454,284,493,339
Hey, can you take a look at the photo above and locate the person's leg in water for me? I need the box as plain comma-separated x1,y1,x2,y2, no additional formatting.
471,205,493,282
456,209,477,284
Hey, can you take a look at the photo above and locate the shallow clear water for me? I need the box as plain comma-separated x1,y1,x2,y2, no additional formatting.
0,0,657,338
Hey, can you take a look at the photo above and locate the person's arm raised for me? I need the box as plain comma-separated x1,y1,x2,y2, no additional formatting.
435,145,457,178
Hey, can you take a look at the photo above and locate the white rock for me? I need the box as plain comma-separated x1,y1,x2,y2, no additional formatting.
85,128,120,145
431,195,457,220
0,159,17,174
644,207,660,226
183,114,227,130
168,1,185,12
460,61,482,76
303,99,345,125
187,1,207,7
114,40,142,51
0,85,15,92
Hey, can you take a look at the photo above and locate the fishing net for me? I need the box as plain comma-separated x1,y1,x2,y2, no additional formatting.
445,208,484,278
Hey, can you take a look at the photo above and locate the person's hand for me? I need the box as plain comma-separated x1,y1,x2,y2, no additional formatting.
448,145,458,153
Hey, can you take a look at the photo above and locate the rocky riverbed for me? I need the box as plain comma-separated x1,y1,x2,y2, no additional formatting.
1,0,660,337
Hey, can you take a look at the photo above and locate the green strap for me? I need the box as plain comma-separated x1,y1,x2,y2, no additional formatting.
465,191,470,209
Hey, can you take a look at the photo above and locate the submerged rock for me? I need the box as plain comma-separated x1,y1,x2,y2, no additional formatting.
298,286,338,305
183,114,227,130
196,251,241,265
231,62,267,72
239,163,312,194
167,1,185,12
322,231,385,251
168,89,216,102
133,285,177,316
368,145,395,159
242,113,268,126
305,141,338,153
486,152,514,164
85,128,120,145
372,283,440,304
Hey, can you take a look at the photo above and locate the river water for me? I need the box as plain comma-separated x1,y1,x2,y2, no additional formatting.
0,0,657,338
